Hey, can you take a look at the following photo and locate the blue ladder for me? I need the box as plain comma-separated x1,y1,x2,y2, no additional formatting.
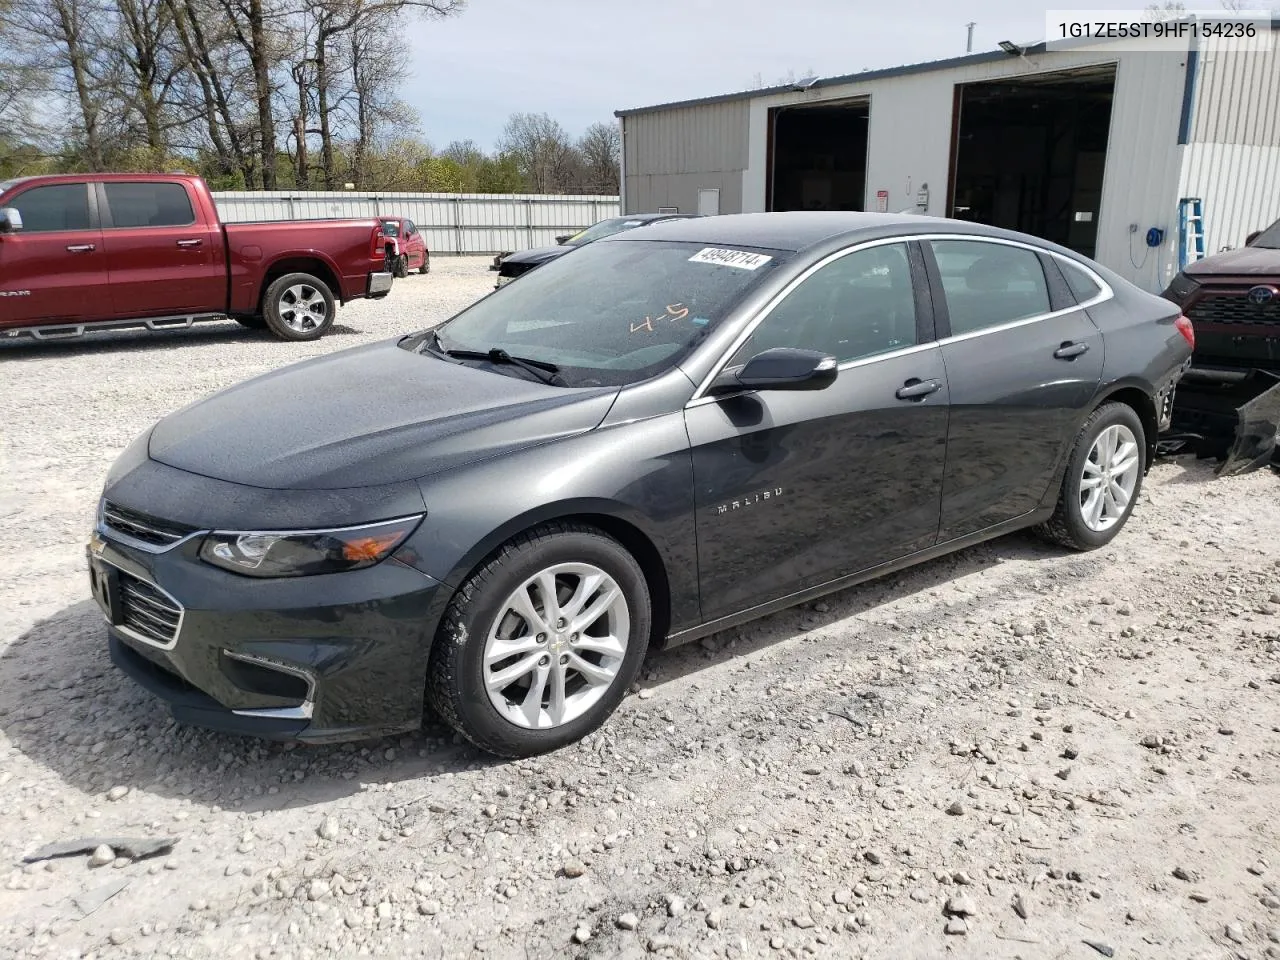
1178,197,1205,269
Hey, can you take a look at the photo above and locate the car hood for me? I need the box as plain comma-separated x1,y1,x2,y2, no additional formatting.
1185,245,1280,277
148,339,619,490
502,245,574,266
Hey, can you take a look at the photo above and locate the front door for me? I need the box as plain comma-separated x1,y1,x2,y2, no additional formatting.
0,182,107,331
685,240,949,622
925,237,1104,540
98,181,224,317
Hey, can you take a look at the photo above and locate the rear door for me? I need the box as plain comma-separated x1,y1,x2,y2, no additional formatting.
98,181,224,318
686,239,949,621
925,237,1104,541
0,181,107,330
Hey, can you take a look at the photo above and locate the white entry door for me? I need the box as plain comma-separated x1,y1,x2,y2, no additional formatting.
697,188,721,216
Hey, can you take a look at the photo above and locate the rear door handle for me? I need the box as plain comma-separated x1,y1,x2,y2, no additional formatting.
895,378,942,401
1053,341,1090,360
65,243,95,253
176,238,203,248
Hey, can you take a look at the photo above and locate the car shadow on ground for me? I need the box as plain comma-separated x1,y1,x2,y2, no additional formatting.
0,529,1053,816
0,323,365,360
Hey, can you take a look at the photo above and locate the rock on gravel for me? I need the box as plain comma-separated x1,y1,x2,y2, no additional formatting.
317,817,340,841
87,845,114,868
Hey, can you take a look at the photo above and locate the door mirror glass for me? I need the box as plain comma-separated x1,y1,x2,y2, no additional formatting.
555,235,572,245
712,347,838,394
0,207,22,233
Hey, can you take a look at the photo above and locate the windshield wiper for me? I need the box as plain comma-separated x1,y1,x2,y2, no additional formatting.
429,332,565,386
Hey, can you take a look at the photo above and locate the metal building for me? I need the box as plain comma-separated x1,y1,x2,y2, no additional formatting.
616,25,1280,292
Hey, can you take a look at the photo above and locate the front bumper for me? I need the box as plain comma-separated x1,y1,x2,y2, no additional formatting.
368,271,393,298
88,519,448,743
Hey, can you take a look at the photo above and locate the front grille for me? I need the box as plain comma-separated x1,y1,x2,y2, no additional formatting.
102,501,196,547
119,572,182,646
1188,296,1280,327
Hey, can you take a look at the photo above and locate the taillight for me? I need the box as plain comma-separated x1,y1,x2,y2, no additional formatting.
1174,314,1195,350
371,226,384,261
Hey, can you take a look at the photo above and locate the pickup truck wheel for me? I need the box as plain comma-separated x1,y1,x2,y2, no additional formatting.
419,253,430,276
262,273,335,341
393,254,409,279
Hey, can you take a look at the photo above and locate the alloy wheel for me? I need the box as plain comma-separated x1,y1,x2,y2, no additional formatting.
1080,423,1140,532
482,562,630,729
278,284,328,332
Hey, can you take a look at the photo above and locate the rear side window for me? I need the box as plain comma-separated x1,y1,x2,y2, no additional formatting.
1059,259,1103,304
104,182,195,228
930,239,1051,336
9,184,91,233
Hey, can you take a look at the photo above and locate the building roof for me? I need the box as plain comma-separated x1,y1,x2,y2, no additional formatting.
615,19,1280,118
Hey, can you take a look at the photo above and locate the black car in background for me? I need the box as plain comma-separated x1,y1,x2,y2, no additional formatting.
92,212,1193,758
494,212,699,288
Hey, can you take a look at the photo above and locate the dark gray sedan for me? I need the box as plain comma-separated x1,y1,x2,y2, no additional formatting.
92,213,1193,757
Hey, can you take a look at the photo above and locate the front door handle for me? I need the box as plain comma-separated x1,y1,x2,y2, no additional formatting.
65,243,96,253
176,238,203,248
895,378,942,401
1054,341,1090,360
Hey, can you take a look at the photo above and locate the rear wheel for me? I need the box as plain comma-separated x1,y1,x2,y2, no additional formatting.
261,272,336,342
427,523,651,757
1037,402,1145,550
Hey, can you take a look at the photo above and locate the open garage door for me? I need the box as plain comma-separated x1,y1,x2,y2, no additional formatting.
768,98,870,213
948,65,1116,259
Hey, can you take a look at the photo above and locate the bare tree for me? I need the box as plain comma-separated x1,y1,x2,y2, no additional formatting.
577,121,619,194
498,112,576,193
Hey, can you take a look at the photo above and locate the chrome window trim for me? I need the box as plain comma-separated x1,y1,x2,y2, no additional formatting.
686,232,1114,407
96,558,185,651
225,651,316,721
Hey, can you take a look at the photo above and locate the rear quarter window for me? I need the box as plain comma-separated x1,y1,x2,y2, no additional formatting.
1058,259,1104,304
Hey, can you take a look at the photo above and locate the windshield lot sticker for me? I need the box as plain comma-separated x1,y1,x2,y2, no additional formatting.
689,248,773,270
630,303,690,335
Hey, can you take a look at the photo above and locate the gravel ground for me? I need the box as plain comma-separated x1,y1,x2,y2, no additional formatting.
1,256,1279,960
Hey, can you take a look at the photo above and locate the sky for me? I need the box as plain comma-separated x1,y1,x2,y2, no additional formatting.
404,0,1180,149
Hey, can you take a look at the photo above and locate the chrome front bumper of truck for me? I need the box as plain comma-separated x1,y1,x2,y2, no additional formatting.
367,271,393,298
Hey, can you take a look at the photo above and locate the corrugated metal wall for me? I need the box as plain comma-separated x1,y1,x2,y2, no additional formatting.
1179,36,1280,254
622,100,749,215
211,192,621,255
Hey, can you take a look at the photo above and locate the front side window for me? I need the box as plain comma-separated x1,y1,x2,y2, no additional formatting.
1251,218,1280,249
422,239,788,386
566,217,649,246
8,184,91,233
731,242,918,365
104,182,195,228
930,239,1051,335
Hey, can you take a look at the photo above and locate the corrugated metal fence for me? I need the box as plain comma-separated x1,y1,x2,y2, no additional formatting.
210,191,621,255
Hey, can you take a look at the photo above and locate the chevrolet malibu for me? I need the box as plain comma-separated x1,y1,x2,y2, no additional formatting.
91,213,1194,757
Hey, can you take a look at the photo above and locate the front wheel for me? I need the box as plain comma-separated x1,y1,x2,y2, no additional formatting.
1037,402,1146,550
427,523,651,757
261,273,336,342
393,254,408,279
419,253,430,276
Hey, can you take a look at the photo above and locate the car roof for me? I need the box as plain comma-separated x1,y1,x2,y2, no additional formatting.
607,211,1040,253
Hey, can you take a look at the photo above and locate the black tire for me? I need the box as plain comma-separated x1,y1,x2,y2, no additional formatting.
393,254,408,279
427,522,652,758
233,315,266,330
419,253,430,276
261,272,336,342
1036,402,1146,551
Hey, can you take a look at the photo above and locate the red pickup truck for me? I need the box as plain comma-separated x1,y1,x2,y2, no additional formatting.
0,173,392,342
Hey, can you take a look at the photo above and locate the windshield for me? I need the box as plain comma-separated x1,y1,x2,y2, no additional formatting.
1251,218,1280,249
381,220,401,237
425,239,787,386
565,217,654,246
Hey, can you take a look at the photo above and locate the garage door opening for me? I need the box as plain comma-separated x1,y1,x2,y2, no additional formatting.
948,65,1115,259
768,99,870,213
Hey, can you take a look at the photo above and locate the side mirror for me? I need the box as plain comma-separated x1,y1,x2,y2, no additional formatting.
1245,231,1261,246
0,207,23,234
555,235,571,245
710,347,838,394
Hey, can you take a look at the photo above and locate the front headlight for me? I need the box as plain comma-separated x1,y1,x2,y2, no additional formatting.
1163,271,1201,305
198,515,423,578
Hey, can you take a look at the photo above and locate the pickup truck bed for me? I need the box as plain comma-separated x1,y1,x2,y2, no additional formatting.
0,173,393,343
